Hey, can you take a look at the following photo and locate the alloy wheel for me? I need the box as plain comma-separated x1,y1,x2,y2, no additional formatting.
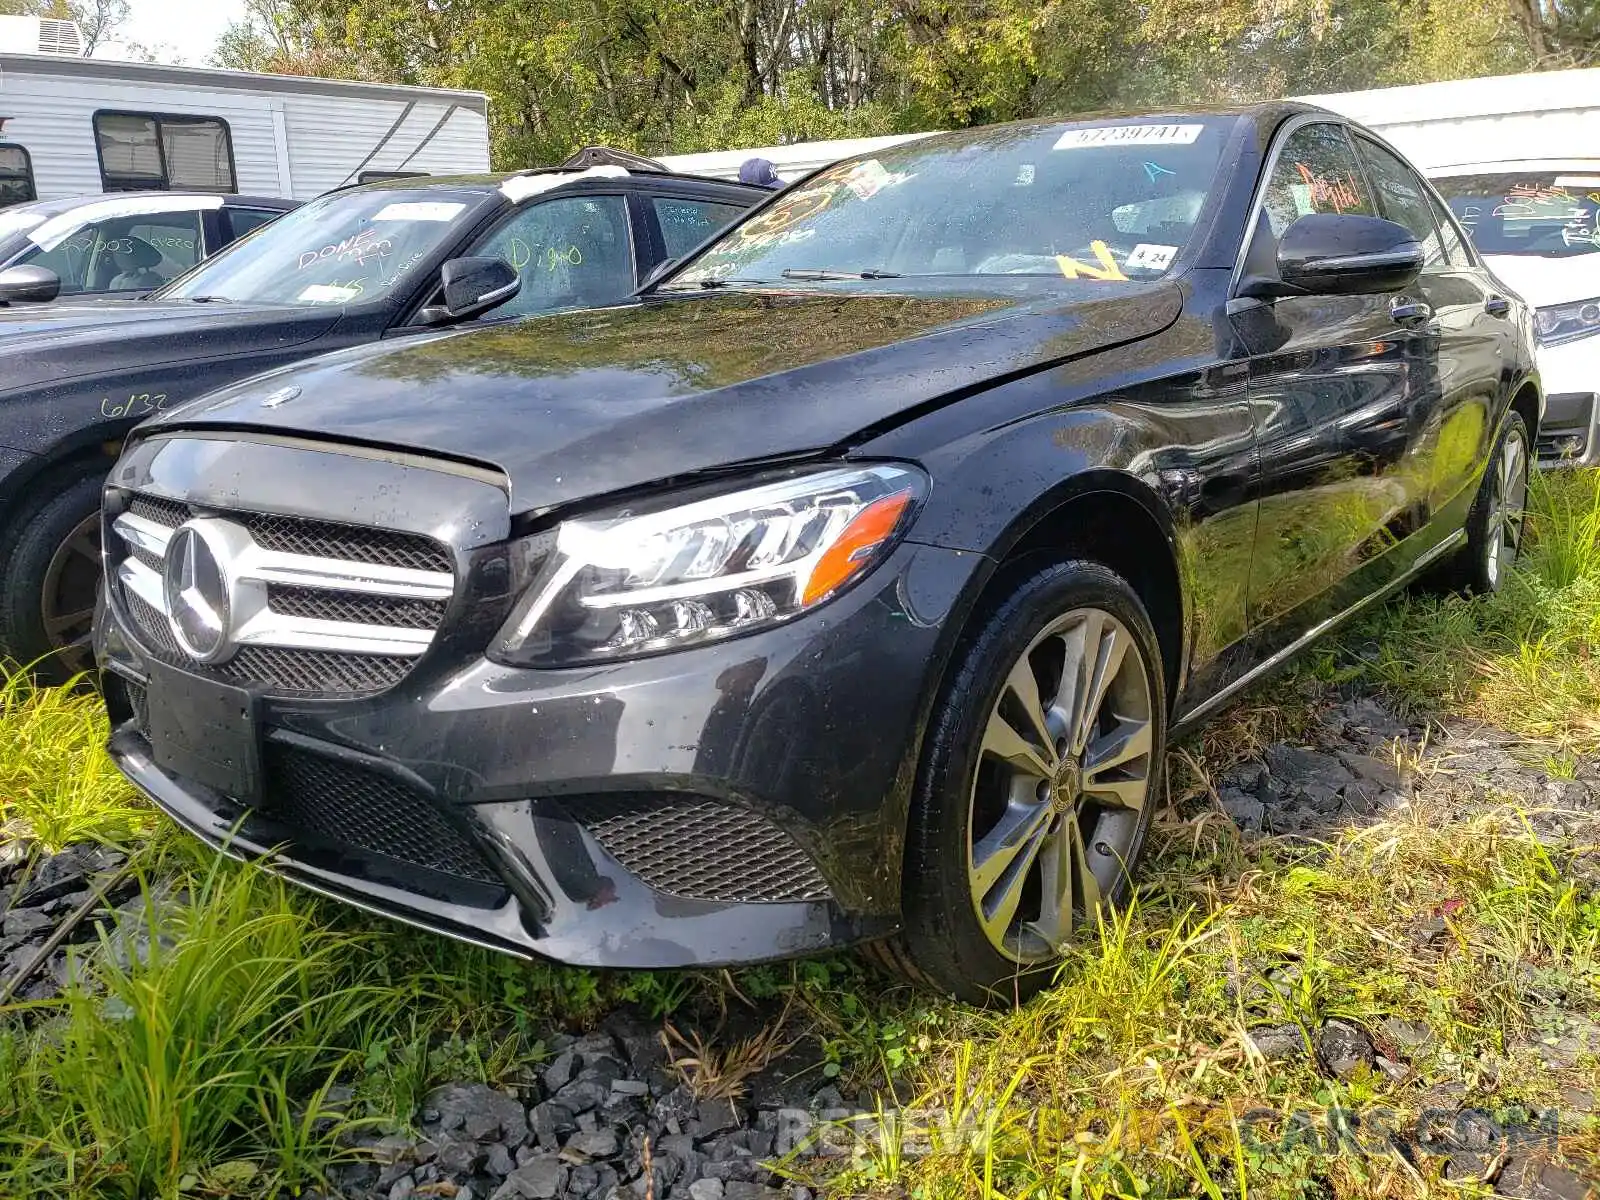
967,606,1154,963
1485,426,1529,589
39,514,101,674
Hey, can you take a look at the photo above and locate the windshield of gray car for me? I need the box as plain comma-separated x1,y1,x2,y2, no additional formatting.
1436,171,1600,258
156,188,493,304
669,117,1238,288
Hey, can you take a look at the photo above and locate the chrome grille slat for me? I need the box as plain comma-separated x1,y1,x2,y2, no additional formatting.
109,492,455,697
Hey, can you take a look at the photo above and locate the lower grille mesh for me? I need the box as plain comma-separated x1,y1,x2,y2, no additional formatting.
127,590,182,657
569,796,831,904
218,646,412,694
262,743,500,885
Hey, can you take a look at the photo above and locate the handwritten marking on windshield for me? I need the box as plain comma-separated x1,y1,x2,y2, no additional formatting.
298,228,393,270
1055,241,1127,281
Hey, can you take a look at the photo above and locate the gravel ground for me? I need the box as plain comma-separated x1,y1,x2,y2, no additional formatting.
4,688,1597,1199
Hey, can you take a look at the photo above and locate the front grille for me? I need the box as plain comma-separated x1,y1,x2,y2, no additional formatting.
262,743,500,885
243,514,451,573
570,796,831,904
267,585,447,630
129,494,189,529
127,589,181,657
110,491,454,697
219,646,413,694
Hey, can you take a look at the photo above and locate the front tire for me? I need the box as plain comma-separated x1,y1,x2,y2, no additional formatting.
0,469,106,685
888,560,1166,1005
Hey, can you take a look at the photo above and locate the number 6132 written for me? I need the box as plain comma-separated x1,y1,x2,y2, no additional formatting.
100,393,170,418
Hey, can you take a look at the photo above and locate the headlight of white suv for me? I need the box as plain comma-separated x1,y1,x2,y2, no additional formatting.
1535,296,1600,346
491,464,927,667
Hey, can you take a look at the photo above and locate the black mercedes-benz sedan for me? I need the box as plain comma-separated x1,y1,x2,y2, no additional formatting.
0,164,762,681
96,104,1540,1003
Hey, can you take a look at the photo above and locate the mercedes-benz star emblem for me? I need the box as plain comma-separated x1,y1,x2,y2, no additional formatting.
164,523,234,662
260,384,301,409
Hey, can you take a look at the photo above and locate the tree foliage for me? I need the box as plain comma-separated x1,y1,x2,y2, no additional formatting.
207,0,1591,169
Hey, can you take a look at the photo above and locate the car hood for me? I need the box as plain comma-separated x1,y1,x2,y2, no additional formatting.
1483,254,1600,308
0,300,340,395
151,284,1182,516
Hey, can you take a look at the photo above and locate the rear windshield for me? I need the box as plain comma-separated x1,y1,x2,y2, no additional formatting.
157,188,491,304
671,118,1238,288
1436,172,1600,257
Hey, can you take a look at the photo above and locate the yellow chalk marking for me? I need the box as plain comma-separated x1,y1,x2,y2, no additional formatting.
1055,240,1126,281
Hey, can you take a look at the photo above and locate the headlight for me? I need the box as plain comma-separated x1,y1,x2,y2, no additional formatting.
491,464,926,667
1535,296,1600,346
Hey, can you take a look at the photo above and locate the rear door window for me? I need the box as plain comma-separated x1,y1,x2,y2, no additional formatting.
652,196,747,258
225,207,284,242
470,194,635,318
1353,136,1447,268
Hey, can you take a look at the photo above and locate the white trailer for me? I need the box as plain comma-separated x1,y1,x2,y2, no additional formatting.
657,132,937,184
0,48,490,203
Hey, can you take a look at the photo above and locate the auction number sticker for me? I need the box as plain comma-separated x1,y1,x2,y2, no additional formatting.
1126,243,1178,271
1054,124,1203,151
373,202,467,223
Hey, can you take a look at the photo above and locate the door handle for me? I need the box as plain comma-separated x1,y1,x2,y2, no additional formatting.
1485,295,1511,317
1389,298,1433,325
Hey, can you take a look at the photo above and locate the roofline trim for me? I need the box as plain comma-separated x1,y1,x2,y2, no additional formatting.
0,52,489,112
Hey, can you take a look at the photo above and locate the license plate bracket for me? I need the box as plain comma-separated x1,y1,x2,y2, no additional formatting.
145,661,263,804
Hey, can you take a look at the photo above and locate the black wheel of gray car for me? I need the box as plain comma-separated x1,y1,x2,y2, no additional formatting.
1443,412,1530,597
881,559,1165,1005
0,470,105,685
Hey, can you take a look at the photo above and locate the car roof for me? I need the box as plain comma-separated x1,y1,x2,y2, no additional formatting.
4,191,296,216
323,169,767,200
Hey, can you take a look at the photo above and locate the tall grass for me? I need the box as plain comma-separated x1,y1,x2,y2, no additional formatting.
1352,468,1600,749
1,846,429,1198
0,671,151,851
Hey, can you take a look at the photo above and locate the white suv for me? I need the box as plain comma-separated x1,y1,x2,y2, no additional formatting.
1431,160,1600,467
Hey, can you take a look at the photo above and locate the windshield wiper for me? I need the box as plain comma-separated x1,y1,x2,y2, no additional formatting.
780,267,902,280
180,295,230,303
692,277,772,289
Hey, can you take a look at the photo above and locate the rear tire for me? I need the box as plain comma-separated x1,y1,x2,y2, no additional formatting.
881,559,1166,1005
1439,413,1530,596
0,469,106,686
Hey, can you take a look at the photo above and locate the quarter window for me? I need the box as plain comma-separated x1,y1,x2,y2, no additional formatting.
652,196,746,259
470,195,634,318
1353,137,1447,267
1262,123,1376,238
0,144,35,207
95,112,237,193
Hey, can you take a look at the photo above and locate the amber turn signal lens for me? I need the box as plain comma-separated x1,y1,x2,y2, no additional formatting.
801,488,916,606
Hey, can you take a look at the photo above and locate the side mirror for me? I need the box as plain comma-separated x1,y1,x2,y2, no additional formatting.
636,257,679,293
417,257,520,326
1243,213,1422,299
0,264,62,305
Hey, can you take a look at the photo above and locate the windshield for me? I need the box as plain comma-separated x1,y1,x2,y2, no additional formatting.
1436,172,1600,258
672,118,1237,287
157,188,487,304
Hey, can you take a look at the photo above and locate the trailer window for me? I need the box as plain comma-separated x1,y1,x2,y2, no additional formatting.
0,146,35,207
0,145,35,207
94,112,237,193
